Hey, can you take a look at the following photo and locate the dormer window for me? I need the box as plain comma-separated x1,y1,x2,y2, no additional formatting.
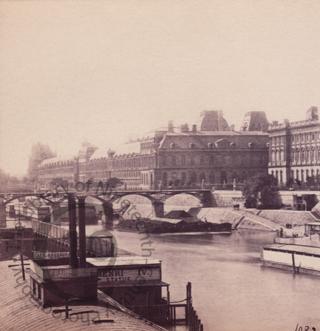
170,142,175,149
189,143,195,149
208,142,213,148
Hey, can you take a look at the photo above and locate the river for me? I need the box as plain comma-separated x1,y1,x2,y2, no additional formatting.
108,229,320,331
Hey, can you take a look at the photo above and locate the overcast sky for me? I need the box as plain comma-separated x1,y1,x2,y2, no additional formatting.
1,0,320,176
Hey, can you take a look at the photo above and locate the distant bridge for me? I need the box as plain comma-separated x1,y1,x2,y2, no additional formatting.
0,188,215,219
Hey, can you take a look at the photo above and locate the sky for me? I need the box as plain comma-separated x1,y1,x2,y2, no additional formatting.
1,0,320,176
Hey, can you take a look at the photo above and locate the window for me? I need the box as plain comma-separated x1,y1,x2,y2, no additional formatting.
181,155,186,166
162,156,167,166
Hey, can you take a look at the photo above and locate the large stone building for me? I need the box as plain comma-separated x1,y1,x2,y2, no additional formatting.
268,106,320,187
36,111,269,190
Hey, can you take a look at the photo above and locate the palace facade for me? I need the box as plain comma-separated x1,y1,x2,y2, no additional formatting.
36,111,269,190
268,106,320,187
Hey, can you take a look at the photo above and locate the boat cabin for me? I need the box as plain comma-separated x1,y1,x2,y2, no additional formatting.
304,222,320,236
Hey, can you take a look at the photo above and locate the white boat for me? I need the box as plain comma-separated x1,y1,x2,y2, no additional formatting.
261,222,320,275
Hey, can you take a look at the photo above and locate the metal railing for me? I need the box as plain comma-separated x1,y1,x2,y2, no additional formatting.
31,219,69,245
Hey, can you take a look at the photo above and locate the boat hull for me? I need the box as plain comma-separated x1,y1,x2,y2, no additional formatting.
116,219,232,234
261,244,320,276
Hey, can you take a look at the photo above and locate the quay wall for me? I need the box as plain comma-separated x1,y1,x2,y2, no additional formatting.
212,189,320,207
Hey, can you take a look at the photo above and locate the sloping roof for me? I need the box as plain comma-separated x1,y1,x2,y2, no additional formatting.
87,256,161,267
39,155,75,167
89,148,108,160
0,260,165,331
159,131,268,150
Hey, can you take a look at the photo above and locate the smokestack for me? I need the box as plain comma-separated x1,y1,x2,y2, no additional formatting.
78,196,87,267
68,194,78,268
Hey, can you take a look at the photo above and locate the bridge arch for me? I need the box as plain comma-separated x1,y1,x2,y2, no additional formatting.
108,192,157,204
162,192,203,204
2,193,62,206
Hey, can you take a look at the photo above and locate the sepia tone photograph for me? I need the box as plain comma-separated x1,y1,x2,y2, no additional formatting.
1,1,320,330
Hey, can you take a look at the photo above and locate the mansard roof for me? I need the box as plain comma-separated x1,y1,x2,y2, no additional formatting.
39,155,75,167
158,131,268,150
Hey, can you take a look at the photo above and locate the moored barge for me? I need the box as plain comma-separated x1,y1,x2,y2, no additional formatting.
261,222,320,275
117,217,232,234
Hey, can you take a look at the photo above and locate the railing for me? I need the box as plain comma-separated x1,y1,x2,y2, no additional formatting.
32,219,69,244
187,304,204,331
126,283,204,330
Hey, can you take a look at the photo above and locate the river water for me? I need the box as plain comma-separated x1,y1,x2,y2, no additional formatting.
109,229,320,331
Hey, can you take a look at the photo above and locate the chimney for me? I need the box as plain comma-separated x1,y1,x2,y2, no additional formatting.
168,121,174,133
180,123,189,133
68,194,78,268
107,149,115,158
192,124,197,133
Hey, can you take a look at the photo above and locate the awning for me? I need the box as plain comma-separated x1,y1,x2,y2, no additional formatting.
98,281,169,288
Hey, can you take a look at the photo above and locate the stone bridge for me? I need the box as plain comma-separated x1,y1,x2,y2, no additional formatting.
0,188,215,227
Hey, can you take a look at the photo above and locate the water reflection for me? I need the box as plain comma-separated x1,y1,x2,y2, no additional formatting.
111,229,320,331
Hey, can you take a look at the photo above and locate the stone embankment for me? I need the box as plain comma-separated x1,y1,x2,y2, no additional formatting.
194,207,318,232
